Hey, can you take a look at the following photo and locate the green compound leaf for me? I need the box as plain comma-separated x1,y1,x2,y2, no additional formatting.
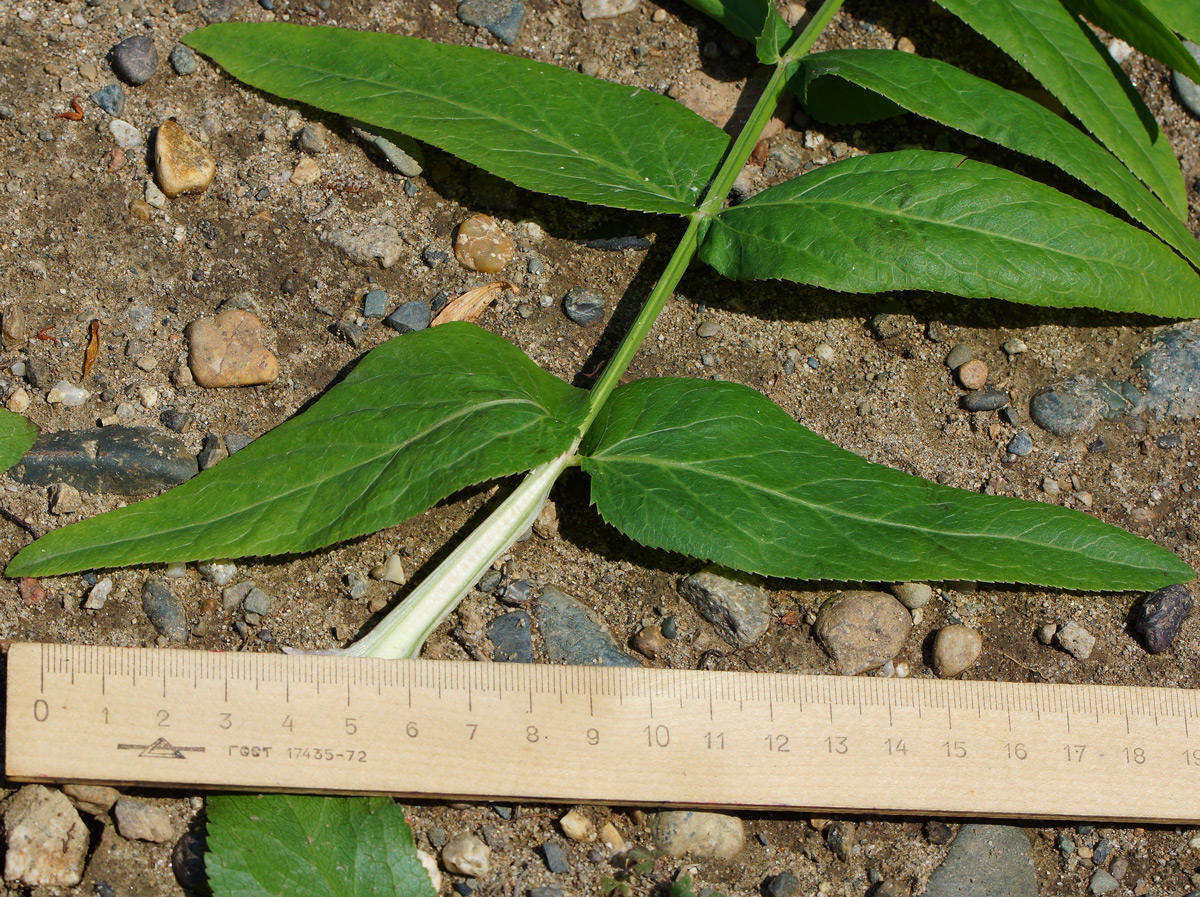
184,23,729,215
1063,0,1200,83
680,0,792,63
207,795,435,897
1139,0,1200,44
698,151,1200,317
6,323,588,577
0,410,37,478
935,0,1187,218
580,378,1194,590
793,50,1200,269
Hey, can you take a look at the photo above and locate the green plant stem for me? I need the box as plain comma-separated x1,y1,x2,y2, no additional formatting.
345,0,844,660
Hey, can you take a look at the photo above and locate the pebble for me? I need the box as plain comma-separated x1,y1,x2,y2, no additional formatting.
824,820,855,861
956,359,988,390
598,821,626,853
961,388,1009,412
1129,583,1194,653
422,247,449,268
541,841,570,874
924,821,954,844
291,157,321,186
201,0,242,21
225,434,254,454
486,611,533,663
1089,869,1120,895
454,214,514,273
370,554,406,584
114,799,173,842
886,582,932,610
1002,337,1028,357
562,287,605,325
362,289,388,318
1053,620,1095,660
198,559,237,586
188,309,280,387
3,785,89,887
351,124,424,177
1035,623,1057,644
385,301,432,333
580,235,652,251
84,577,114,610
295,123,328,154
172,829,208,893
457,0,526,45
142,578,189,643
1173,42,1200,117
15,427,197,494
110,35,158,85
1029,374,1139,436
7,388,30,413
653,810,743,860
765,871,800,897
869,312,902,340
924,824,1038,897
944,345,975,369
631,624,662,658
243,588,271,616
813,590,911,675
49,483,82,515
1006,430,1034,457
1133,321,1200,419
559,809,592,842
930,625,983,677
534,586,640,666
697,320,721,338
529,889,561,897
198,433,228,470
91,83,126,116
442,833,490,876
332,321,365,348
497,578,533,606
678,566,771,647
109,118,144,149
661,615,678,639
61,784,119,817
169,44,197,75
46,380,90,407
322,225,405,268
156,120,215,197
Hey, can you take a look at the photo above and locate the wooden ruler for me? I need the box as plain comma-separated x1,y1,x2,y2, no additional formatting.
7,642,1200,822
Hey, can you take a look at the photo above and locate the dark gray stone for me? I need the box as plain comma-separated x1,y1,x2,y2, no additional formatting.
90,83,126,116
961,388,1009,412
765,871,800,897
824,821,854,862
331,321,365,348
486,611,533,663
422,247,449,268
1157,433,1182,448
924,820,954,844
362,290,388,318
1029,374,1140,436
923,824,1037,897
296,124,327,154
15,427,198,495
497,578,533,606
1173,42,1200,118
243,588,271,616
562,288,605,325
869,313,902,340
1133,321,1200,419
225,434,253,454
168,45,197,75
457,0,526,45
110,36,158,85
159,409,193,433
24,356,52,388
171,829,207,893
541,841,570,874
142,578,189,642
1129,583,1194,653
384,301,431,334
661,615,678,639
534,586,640,667
944,345,975,369
1006,430,1033,457
197,433,228,470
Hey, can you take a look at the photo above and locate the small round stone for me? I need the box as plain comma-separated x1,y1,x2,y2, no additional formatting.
441,833,490,877
1129,583,1194,654
563,287,605,325
169,45,197,75
886,582,932,609
697,320,720,338
961,388,1009,412
930,624,983,678
661,615,678,639
454,214,514,273
765,871,801,897
1053,620,1096,660
956,358,988,390
632,624,662,658
814,591,911,675
945,344,975,369
90,83,126,116
1006,430,1034,456
110,36,158,86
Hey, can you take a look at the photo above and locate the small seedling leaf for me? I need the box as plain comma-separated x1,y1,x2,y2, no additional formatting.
580,378,1194,589
184,23,729,214
0,410,37,477
698,150,1200,317
680,0,792,63
935,0,1187,217
1063,0,1200,83
6,324,588,577
794,50,1200,268
206,794,436,897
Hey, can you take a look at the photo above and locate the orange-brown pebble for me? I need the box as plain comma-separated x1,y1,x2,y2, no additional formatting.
454,214,514,273
957,358,988,390
155,119,215,198
129,199,153,221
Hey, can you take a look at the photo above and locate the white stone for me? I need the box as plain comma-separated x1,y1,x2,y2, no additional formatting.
84,577,113,610
198,560,237,586
46,380,89,406
138,386,159,409
441,833,490,877
109,119,144,149
144,180,167,209
6,388,29,413
3,785,89,887
369,554,406,585
560,808,592,842
1108,38,1133,64
581,0,637,19
417,850,442,891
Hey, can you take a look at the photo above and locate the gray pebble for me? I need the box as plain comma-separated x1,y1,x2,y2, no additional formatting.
944,344,975,369
24,356,52,388
168,44,197,75
457,0,526,45
765,871,800,897
346,571,368,601
225,434,253,454
486,611,532,663
1087,436,1108,453
1029,374,1140,436
1129,583,1193,653
529,889,563,897
201,0,243,21
541,841,570,874
422,247,449,268
114,799,173,843
869,312,902,340
362,289,388,318
886,582,932,609
497,578,532,606
527,258,544,275
1173,42,1200,117
1053,620,1096,660
16,427,197,495
824,820,855,862
110,36,158,86
1089,869,1120,895
385,301,432,334
661,615,678,639
198,433,228,470
0,104,14,120
142,578,189,643
295,124,327,154
160,409,193,433
534,586,640,667
90,84,126,116
1133,321,1200,419
1157,432,1182,448
924,825,1037,897
653,810,743,860
961,388,1009,412
477,569,502,593
428,827,446,849
814,591,910,675
172,830,207,893
1006,430,1033,456
697,320,720,338
1092,839,1112,865
331,321,365,348
563,288,605,325
924,821,954,844
678,566,771,647
243,587,271,616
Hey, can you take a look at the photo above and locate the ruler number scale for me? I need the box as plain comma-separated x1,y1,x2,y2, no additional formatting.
6,643,1200,822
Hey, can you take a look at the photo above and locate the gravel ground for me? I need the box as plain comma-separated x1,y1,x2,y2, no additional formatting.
2,0,1200,894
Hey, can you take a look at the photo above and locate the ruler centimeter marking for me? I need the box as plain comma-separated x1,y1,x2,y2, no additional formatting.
7,642,1200,822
